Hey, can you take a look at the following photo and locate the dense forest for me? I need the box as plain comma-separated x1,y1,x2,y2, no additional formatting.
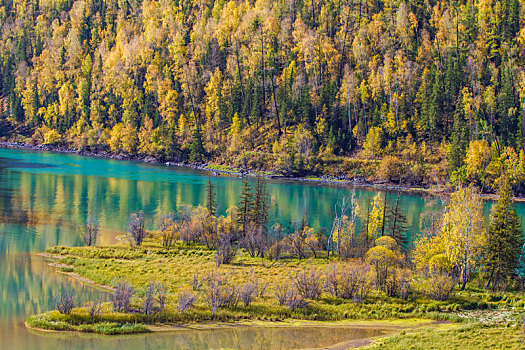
0,0,524,191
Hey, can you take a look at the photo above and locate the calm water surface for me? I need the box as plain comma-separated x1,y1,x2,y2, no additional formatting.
1,148,523,349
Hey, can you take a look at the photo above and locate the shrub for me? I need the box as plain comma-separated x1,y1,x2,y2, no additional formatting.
292,268,322,299
54,292,76,314
214,232,237,266
255,280,268,298
377,155,406,183
325,262,371,302
274,282,307,310
112,282,134,312
142,282,156,315
156,284,168,312
89,298,103,318
398,269,412,300
275,283,289,306
177,289,197,314
159,214,178,248
81,219,98,246
240,282,258,307
127,211,146,246
420,274,455,301
286,287,308,310
268,241,284,261
240,222,267,258
204,272,239,316
192,272,203,291
289,231,307,259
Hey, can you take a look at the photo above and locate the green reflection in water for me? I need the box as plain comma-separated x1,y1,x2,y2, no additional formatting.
0,148,523,349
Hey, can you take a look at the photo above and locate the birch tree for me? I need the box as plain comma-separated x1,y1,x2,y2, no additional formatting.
440,186,486,290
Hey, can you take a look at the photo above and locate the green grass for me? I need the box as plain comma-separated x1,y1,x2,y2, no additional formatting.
366,323,523,349
26,310,149,335
35,239,525,337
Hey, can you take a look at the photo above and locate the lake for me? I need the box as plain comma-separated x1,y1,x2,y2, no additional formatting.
0,147,522,349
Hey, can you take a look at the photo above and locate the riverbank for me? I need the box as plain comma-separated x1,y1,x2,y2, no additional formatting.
4,140,525,203
0,140,454,198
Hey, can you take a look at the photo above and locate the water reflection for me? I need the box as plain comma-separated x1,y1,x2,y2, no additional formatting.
20,325,389,350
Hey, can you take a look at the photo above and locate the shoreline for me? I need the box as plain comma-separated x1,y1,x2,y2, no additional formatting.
26,317,436,333
25,314,440,350
0,141,452,198
2,140,523,202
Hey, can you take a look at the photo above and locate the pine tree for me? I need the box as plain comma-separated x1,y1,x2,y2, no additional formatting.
189,123,205,163
206,176,217,217
237,179,253,235
385,194,409,254
252,177,269,229
484,179,523,290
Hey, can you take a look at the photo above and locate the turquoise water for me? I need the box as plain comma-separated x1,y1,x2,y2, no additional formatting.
0,147,521,349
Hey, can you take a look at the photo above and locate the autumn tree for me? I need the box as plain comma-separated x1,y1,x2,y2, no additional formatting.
440,186,486,290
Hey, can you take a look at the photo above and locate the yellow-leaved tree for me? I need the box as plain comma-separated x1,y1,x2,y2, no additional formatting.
465,140,490,184
367,192,384,240
441,186,486,290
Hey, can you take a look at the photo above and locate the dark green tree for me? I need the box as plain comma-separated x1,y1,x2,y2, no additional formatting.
189,123,205,163
484,179,523,290
385,194,409,254
206,176,217,217
237,179,253,235
252,177,269,229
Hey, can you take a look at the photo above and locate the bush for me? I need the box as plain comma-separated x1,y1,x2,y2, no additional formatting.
385,268,413,299
275,283,289,306
204,272,239,316
177,289,197,314
159,214,178,248
420,274,455,301
275,282,308,310
292,268,322,299
214,232,237,266
55,292,76,314
289,231,307,259
81,220,98,246
325,262,371,302
240,222,267,258
286,287,308,310
142,282,156,315
112,282,134,312
377,155,406,183
89,298,103,318
192,272,203,291
240,282,258,307
156,284,168,312
268,241,285,261
127,211,146,246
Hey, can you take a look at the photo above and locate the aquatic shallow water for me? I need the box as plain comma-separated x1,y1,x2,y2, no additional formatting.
0,148,522,349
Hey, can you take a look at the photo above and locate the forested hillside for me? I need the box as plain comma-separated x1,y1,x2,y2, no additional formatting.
0,0,524,191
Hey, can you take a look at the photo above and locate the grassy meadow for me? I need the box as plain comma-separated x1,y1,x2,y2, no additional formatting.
26,237,525,349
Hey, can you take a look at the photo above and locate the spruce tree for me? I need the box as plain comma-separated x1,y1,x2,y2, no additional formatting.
206,176,217,217
252,177,269,229
484,179,523,290
385,194,409,254
237,179,253,235
189,123,205,163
